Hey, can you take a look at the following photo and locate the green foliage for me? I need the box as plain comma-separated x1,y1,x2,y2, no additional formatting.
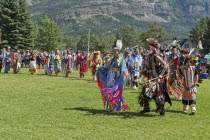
76,33,115,53
77,34,88,51
190,18,210,54
0,0,20,48
28,0,201,39
147,22,171,41
0,0,34,49
108,23,171,50
90,34,101,52
17,0,34,49
31,21,39,49
91,34,116,53
63,36,77,50
100,34,115,53
36,16,63,51
121,25,139,49
137,22,171,47
0,68,209,139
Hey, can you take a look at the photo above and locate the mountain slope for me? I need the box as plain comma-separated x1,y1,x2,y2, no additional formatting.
28,0,210,37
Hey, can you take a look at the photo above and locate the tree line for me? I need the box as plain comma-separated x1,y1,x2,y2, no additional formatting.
0,0,209,54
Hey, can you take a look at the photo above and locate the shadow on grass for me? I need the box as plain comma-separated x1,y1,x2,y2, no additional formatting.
166,110,184,114
170,98,182,102
64,107,156,119
130,92,140,93
68,76,82,79
68,78,88,80
86,79,97,83
36,73,85,79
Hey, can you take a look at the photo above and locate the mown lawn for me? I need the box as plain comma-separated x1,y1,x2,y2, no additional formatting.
0,68,210,140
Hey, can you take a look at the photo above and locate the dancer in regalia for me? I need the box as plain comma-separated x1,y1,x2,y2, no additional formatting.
103,52,111,66
131,46,142,90
97,40,130,111
12,49,21,74
78,52,87,78
43,54,49,75
29,50,37,74
49,51,55,75
88,51,102,80
61,50,67,74
139,42,171,116
180,58,198,115
54,50,62,76
65,50,74,77
123,48,134,87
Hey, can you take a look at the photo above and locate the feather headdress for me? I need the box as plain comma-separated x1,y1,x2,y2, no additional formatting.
197,40,203,50
114,40,123,51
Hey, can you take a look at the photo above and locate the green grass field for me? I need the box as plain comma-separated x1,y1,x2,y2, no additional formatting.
0,68,210,140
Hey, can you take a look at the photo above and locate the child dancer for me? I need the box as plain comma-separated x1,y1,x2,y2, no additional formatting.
181,58,198,115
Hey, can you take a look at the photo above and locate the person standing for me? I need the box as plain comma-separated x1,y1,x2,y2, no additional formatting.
65,50,74,77
54,50,62,76
97,40,130,111
124,48,134,87
167,46,181,100
1,48,6,68
131,46,142,90
3,47,11,73
75,51,80,70
43,54,49,75
139,42,171,116
61,50,67,74
78,52,87,78
29,50,37,74
89,51,102,80
21,51,25,68
24,50,30,68
49,51,55,75
181,58,198,115
37,53,42,69
0,56,3,73
12,49,21,74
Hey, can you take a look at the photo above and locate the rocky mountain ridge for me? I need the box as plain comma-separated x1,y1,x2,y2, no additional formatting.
28,0,210,37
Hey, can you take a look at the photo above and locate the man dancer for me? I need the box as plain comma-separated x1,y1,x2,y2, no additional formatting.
139,42,171,116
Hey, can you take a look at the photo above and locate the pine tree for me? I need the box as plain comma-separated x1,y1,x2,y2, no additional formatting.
31,21,39,49
0,0,34,50
0,0,19,48
17,0,34,49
